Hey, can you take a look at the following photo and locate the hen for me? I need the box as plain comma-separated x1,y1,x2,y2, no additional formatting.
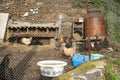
62,44,76,57
21,37,32,45
0,54,13,80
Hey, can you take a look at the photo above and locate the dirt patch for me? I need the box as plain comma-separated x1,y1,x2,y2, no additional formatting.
0,43,74,80
0,0,82,23
0,43,120,80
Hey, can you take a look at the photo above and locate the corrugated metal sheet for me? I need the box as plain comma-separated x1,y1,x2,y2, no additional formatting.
0,13,9,42
8,21,58,28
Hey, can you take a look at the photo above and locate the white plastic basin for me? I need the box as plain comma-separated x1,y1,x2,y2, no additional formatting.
37,60,67,77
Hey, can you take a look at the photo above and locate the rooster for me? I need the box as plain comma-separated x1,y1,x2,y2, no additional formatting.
61,43,76,57
65,37,72,48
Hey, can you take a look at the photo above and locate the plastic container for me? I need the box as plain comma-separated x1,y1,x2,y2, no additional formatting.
91,54,104,60
72,53,104,67
83,55,95,62
37,60,67,77
72,54,84,67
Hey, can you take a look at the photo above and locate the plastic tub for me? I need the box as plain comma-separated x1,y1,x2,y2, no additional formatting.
37,60,67,77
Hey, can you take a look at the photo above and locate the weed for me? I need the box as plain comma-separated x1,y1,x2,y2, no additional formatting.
104,62,119,80
115,59,120,68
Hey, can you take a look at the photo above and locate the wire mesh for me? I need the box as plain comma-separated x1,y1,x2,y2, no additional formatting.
1,0,119,80
0,40,75,80
106,0,120,42
0,45,34,80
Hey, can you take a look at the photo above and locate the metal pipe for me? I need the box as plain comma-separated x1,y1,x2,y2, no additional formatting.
86,0,91,60
86,0,88,15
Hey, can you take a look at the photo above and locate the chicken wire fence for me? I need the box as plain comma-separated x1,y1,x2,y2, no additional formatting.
1,0,120,79
106,0,120,42
0,45,36,80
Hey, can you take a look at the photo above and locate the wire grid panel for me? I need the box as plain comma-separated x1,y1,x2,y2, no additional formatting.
0,45,35,80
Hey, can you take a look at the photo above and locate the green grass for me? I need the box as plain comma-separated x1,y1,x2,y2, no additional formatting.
115,59,120,68
104,62,119,80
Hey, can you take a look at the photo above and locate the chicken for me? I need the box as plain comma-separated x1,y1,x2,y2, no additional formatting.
59,35,65,43
101,36,109,49
62,44,76,57
82,40,88,51
65,37,72,48
0,54,13,80
81,40,93,51
21,37,32,45
94,35,102,53
30,37,43,45
55,38,62,51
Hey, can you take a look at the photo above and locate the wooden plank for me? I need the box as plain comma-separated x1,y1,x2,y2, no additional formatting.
0,13,9,42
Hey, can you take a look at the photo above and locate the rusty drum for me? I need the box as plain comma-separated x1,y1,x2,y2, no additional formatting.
84,10,106,39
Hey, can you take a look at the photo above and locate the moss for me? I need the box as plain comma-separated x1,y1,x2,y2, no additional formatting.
52,60,100,80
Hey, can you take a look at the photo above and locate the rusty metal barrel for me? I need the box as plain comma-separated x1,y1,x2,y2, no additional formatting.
84,10,106,39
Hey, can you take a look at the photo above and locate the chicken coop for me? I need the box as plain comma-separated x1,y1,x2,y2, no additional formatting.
6,21,59,45
0,9,108,51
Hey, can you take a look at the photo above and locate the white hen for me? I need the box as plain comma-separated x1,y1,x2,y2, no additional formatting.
21,37,32,45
